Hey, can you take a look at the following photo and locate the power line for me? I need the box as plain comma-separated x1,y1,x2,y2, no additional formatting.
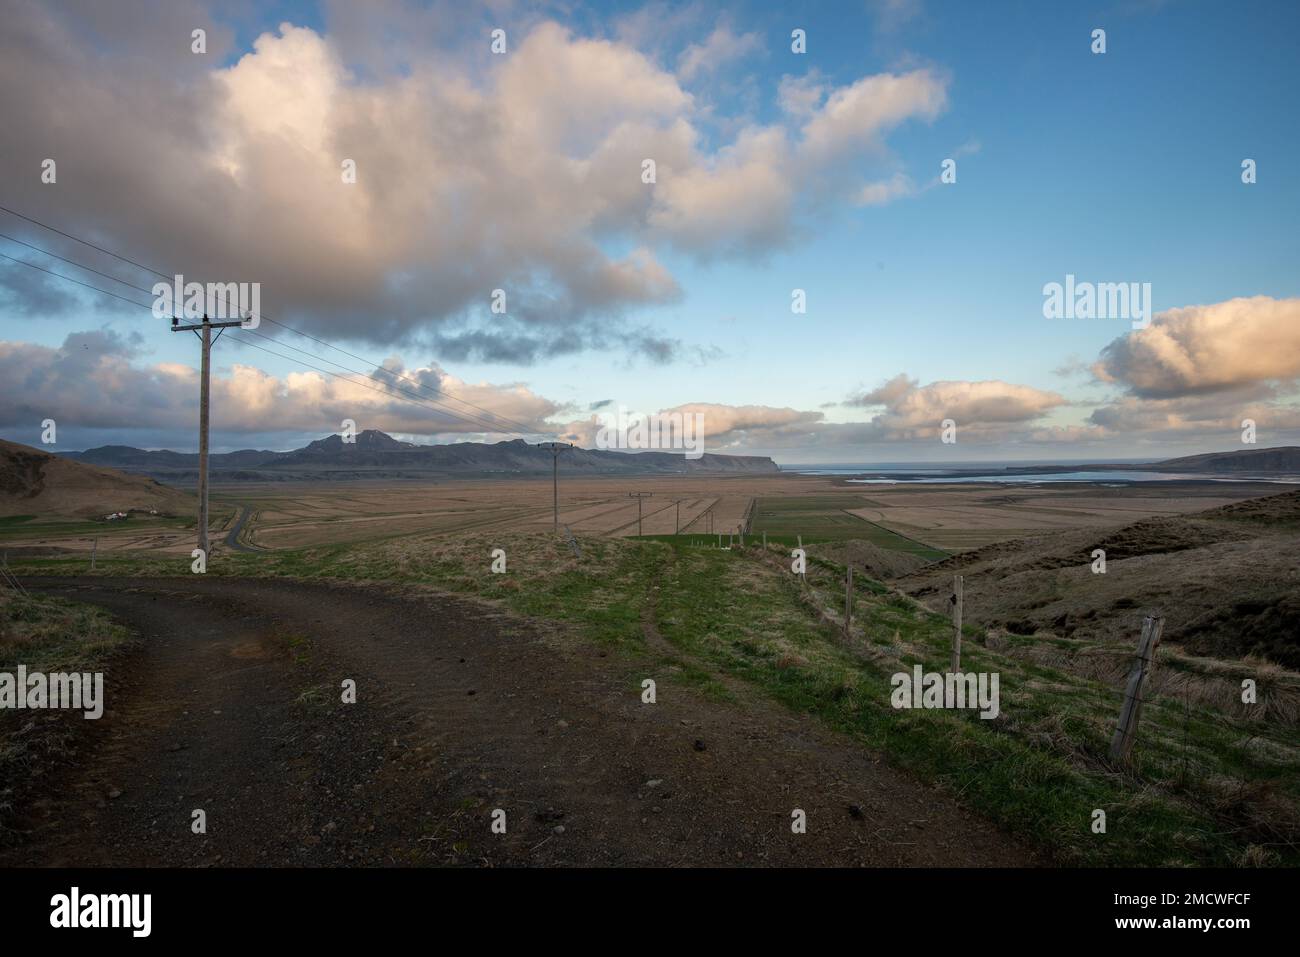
227,332,527,434
0,229,151,294
0,203,546,438
0,220,550,438
0,243,540,437
0,249,154,312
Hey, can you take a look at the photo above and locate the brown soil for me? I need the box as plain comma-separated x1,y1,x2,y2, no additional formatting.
1,577,1033,867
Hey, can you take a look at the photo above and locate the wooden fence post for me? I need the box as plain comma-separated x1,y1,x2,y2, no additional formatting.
1110,616,1165,764
562,525,582,559
91,538,98,571
950,575,964,671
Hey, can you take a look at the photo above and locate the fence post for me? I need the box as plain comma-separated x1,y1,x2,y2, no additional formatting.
562,525,582,559
950,575,964,671
91,537,98,571
1110,616,1165,764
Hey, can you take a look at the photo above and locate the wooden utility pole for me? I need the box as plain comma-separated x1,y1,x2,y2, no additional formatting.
628,491,653,537
1110,616,1165,764
950,575,964,672
538,442,572,533
673,498,684,535
844,564,853,635
172,315,244,556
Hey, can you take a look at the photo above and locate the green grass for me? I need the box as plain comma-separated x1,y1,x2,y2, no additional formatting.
642,544,1274,866
748,495,948,559
0,515,193,542
1,590,136,831
8,533,1297,866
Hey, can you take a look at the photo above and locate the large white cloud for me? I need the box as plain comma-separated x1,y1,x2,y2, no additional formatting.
1085,296,1300,441
1093,296,1300,398
847,374,1067,439
0,3,948,362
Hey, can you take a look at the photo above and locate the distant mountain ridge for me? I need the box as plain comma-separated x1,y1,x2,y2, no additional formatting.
61,430,780,482
1150,446,1300,472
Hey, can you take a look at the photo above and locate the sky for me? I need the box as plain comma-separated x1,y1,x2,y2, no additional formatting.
0,0,1297,464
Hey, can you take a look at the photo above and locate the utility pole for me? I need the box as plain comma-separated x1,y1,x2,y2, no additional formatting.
950,575,964,672
628,491,653,537
672,498,685,535
172,314,244,556
538,442,573,533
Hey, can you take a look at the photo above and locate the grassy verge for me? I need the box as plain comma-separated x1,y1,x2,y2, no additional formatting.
0,590,135,832
8,535,1298,865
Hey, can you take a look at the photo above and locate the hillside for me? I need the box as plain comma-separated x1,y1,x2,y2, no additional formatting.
893,488,1300,667
63,430,780,481
1151,446,1300,472
0,439,192,519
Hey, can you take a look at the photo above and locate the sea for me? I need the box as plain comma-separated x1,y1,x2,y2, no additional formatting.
780,459,1299,485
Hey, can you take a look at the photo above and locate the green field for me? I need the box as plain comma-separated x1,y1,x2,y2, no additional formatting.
747,496,948,560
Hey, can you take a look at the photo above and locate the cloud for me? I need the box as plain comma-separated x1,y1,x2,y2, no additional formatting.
0,259,80,316
777,73,825,118
1064,296,1300,447
0,332,562,439
676,25,763,81
847,375,1067,440
1092,296,1300,398
797,69,948,167
553,378,1068,457
857,172,914,206
869,0,925,32
1087,389,1300,437
0,4,948,361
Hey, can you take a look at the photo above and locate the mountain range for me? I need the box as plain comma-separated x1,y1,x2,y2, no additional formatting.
60,430,781,483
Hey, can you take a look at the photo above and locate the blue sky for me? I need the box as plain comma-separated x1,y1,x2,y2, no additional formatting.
1,0,1297,462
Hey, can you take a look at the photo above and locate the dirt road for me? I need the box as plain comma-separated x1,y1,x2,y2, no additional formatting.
2,577,1033,866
